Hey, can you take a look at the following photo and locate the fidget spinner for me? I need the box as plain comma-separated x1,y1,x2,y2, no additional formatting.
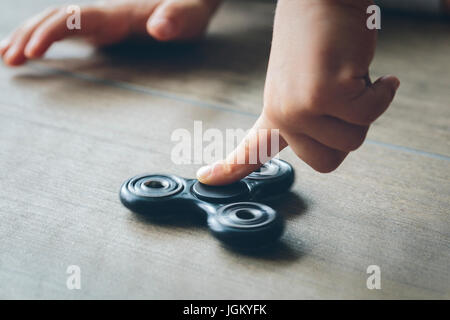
119,159,294,248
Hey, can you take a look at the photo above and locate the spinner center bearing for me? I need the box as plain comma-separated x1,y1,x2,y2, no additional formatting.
192,181,249,203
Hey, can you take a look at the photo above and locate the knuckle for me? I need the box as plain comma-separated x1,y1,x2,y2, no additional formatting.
263,80,328,127
345,128,368,151
314,161,339,174
301,83,326,113
355,112,376,126
279,100,307,122
344,138,363,152
313,151,345,173
264,95,316,127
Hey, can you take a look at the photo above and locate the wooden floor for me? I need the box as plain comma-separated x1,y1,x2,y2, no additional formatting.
0,0,449,299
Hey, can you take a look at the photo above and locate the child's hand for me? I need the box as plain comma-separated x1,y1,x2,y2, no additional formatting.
0,0,221,66
197,0,400,185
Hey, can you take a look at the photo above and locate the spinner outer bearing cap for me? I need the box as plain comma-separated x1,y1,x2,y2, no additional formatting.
207,202,285,248
245,159,295,198
119,174,186,216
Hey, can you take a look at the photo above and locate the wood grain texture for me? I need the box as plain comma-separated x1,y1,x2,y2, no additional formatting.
0,0,449,299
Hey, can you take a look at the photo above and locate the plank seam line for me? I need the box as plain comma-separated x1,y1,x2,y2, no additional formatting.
29,63,450,162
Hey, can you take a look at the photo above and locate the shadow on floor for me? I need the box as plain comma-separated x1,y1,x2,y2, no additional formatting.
131,190,309,263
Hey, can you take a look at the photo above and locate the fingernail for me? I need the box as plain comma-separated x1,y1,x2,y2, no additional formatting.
150,17,177,39
0,38,10,51
24,38,38,57
196,165,212,181
4,45,17,62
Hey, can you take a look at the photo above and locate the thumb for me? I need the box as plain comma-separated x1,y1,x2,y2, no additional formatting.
346,75,400,125
147,0,217,41
196,116,288,186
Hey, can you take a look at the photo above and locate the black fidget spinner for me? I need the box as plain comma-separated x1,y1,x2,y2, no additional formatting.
119,159,294,248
